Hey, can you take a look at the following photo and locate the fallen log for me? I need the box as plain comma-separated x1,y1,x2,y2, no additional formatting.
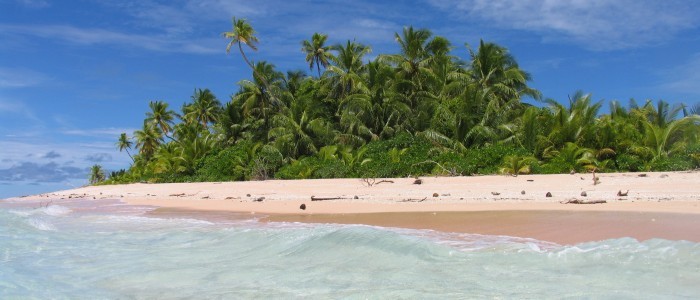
400,197,427,202
311,196,347,201
560,199,607,204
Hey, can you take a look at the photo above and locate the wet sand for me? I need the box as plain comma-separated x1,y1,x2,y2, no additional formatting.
268,210,700,244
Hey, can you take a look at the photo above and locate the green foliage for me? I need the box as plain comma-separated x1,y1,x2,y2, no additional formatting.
89,165,106,185
649,156,695,171
614,153,646,172
111,22,700,185
195,145,249,181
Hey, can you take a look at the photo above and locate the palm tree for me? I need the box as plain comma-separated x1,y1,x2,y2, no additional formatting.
133,122,162,160
89,164,105,184
224,17,259,75
500,155,538,176
640,115,700,159
223,17,274,101
116,133,134,162
302,33,332,77
183,88,222,128
145,100,177,142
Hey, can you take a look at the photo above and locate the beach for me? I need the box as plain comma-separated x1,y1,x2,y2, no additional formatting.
3,171,700,298
14,171,700,244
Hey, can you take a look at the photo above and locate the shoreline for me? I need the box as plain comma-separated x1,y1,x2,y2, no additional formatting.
6,171,700,244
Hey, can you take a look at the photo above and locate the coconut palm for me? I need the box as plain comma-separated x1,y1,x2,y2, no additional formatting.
640,115,700,159
133,122,162,160
116,133,134,162
89,164,105,184
500,155,538,176
302,33,332,77
145,100,177,142
183,88,222,128
223,17,260,76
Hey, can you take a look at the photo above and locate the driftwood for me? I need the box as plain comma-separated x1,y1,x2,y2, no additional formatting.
400,197,427,202
361,178,395,187
311,196,347,201
253,197,265,202
169,193,186,197
561,199,607,204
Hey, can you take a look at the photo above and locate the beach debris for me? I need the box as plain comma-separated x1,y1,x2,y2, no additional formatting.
246,193,251,197
201,196,210,199
442,193,451,196
225,196,236,200
638,173,647,177
253,197,265,202
580,177,585,180
491,192,500,196
617,190,629,197
299,203,306,210
400,197,427,202
169,193,186,197
521,190,526,195
546,192,552,197
561,199,606,204
527,179,534,182
361,178,395,187
592,170,600,185
311,196,346,201
580,191,587,197
432,193,439,197
413,178,423,185
660,174,669,178
353,195,359,199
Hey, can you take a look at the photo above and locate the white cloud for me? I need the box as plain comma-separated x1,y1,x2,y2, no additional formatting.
0,98,40,123
426,0,700,50
61,127,137,138
0,67,48,88
0,24,220,54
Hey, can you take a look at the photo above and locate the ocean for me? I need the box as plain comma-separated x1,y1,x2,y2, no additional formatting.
1,198,699,299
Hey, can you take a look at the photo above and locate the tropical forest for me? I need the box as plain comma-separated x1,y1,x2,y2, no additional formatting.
99,18,700,184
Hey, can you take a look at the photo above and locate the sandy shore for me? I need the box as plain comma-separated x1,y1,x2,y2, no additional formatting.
9,171,700,243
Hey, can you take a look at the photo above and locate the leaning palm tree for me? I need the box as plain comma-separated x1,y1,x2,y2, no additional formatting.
223,17,274,100
145,100,177,142
116,133,134,163
302,32,332,77
223,17,259,75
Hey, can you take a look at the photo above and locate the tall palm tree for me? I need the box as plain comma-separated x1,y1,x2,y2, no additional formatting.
223,17,275,102
183,88,222,128
302,33,332,77
116,132,134,163
134,122,162,160
145,100,177,142
224,17,259,75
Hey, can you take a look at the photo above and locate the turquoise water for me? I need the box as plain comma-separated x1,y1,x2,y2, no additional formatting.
1,199,699,299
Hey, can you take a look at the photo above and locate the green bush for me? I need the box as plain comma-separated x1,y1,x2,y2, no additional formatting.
650,156,695,171
194,144,250,181
615,153,645,172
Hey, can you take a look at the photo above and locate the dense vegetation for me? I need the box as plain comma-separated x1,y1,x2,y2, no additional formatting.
101,18,700,184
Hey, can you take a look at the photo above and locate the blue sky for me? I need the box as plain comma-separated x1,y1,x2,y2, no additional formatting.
1,0,700,198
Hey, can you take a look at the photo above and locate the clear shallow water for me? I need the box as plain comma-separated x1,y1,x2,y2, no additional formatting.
1,199,699,299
